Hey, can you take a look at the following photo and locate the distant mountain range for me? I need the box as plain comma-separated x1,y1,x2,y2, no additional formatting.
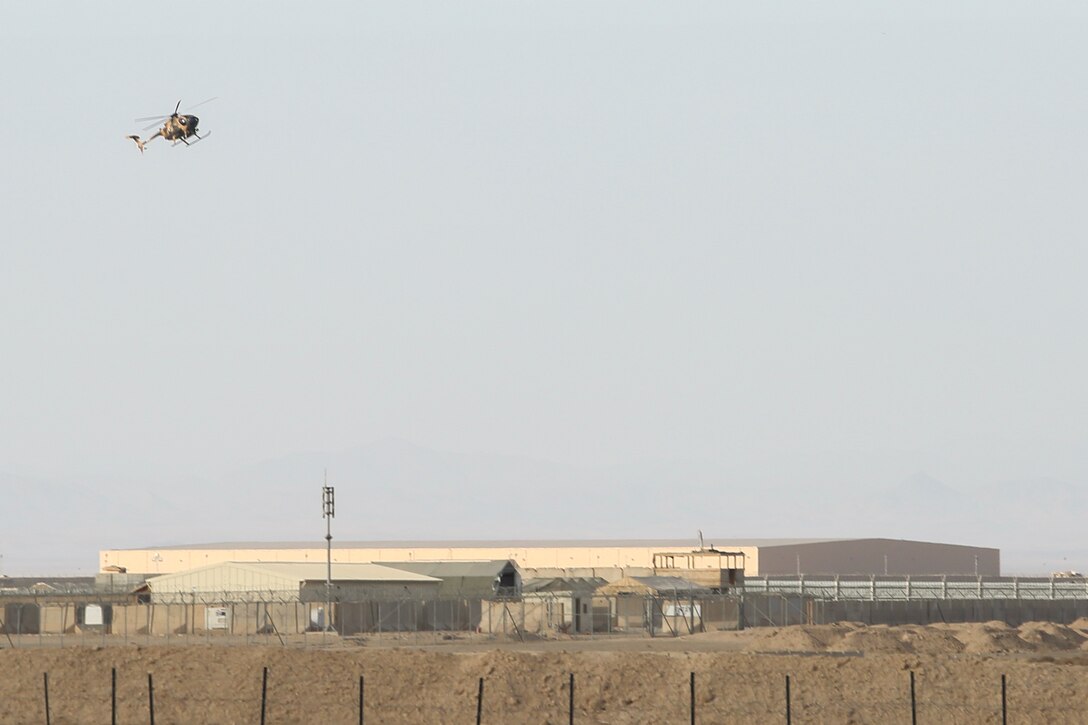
2,440,1084,576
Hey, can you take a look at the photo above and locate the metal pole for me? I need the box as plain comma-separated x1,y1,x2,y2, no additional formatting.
323,480,335,633
1001,674,1007,725
112,667,117,725
261,666,269,725
43,673,51,725
690,671,696,725
148,672,155,725
569,672,574,725
476,677,484,725
910,670,916,725
785,675,791,725
359,674,364,725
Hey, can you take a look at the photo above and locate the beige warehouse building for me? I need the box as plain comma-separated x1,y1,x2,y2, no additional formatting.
100,538,999,578
143,561,442,602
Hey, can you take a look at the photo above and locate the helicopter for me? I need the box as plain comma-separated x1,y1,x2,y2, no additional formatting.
126,98,215,153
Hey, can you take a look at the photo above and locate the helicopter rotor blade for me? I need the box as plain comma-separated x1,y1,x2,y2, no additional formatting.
133,98,215,122
184,96,218,112
132,97,215,130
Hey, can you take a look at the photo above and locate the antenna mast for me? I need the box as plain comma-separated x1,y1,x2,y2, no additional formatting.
322,472,335,632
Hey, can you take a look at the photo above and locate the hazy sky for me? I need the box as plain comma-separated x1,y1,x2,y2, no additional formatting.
2,2,1088,569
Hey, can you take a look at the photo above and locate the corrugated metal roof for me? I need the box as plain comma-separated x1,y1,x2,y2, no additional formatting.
598,575,714,595
247,562,441,583
147,561,440,589
522,577,606,594
375,560,518,579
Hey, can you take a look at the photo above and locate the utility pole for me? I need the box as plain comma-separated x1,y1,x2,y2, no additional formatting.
322,474,335,632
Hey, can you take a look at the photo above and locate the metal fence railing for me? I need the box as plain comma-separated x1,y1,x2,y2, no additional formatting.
743,575,1088,600
741,592,1088,628
8,578,1087,647
2,663,1082,723
0,591,742,647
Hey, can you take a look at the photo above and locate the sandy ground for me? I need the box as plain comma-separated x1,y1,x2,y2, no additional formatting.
3,620,1088,724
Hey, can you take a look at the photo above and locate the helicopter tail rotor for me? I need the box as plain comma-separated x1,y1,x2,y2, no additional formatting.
126,135,146,154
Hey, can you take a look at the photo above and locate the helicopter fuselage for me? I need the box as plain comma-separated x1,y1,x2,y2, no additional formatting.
157,114,201,142
128,99,213,153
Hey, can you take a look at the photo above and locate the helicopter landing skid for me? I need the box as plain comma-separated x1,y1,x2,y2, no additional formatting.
172,131,211,147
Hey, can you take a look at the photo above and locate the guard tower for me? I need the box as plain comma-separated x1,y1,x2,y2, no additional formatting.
652,549,745,592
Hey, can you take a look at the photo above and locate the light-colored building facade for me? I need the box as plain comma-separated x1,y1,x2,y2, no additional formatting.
144,561,442,602
101,538,1000,577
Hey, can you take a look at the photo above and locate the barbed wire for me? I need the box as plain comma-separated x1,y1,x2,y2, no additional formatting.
6,668,1086,724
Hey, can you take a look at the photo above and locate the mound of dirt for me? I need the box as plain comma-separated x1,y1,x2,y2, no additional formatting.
893,625,966,656
1069,617,1088,633
827,626,913,654
1017,622,1087,651
742,626,828,653
954,621,1036,654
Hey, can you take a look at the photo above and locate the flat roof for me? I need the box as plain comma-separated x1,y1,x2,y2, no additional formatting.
117,538,853,550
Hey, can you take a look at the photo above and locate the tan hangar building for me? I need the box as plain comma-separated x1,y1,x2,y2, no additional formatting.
100,538,999,578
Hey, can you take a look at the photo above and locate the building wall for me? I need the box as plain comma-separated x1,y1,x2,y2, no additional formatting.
115,601,314,636
101,540,997,577
755,539,1000,576
101,545,764,577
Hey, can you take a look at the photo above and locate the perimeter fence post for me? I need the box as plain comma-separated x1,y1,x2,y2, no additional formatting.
785,674,791,725
910,670,916,725
359,674,364,725
260,666,269,725
112,667,117,725
569,673,574,725
690,671,695,724
1001,674,1007,725
43,672,51,725
476,677,484,725
148,672,155,725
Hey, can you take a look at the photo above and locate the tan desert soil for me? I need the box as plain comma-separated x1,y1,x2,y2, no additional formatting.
3,622,1088,724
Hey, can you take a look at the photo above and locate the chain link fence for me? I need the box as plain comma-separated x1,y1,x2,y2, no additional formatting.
0,591,742,647
742,592,1088,627
745,574,1088,600
3,663,1083,723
